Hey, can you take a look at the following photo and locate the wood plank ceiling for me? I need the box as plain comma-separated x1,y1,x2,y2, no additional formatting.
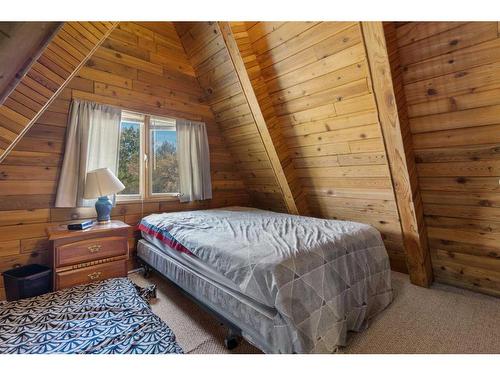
0,20,437,290
175,22,295,213
0,22,249,300
0,22,61,104
174,21,435,282
0,22,500,296
1,21,498,295
0,22,118,163
218,22,302,215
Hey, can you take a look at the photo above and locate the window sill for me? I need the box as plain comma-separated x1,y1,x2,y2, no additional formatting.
116,195,180,205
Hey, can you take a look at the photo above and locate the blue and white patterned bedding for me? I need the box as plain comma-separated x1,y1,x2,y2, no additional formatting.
0,278,183,354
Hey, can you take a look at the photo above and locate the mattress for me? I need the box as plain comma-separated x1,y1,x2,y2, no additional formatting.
139,207,394,353
141,231,246,298
137,239,282,354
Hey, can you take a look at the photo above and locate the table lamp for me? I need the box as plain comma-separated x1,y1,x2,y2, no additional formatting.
83,168,125,224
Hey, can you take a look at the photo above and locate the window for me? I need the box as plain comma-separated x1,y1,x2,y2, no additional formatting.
117,110,179,201
149,117,178,195
118,112,143,197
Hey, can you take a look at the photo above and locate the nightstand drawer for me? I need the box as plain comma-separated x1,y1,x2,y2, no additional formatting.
56,260,127,290
56,236,128,267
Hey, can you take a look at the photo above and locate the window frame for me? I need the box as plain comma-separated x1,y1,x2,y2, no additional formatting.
116,110,179,203
146,115,179,198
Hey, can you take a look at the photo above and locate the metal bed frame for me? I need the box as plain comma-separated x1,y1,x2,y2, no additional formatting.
139,260,242,350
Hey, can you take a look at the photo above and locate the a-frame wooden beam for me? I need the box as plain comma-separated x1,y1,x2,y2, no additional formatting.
361,21,433,287
218,22,299,215
0,22,118,163
228,22,310,216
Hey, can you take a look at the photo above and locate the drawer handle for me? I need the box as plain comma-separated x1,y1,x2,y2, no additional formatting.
88,272,102,281
88,244,101,253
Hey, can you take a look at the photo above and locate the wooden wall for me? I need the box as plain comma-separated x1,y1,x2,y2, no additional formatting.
241,22,407,271
4,21,499,297
0,22,248,300
226,22,308,215
392,22,500,295
175,23,408,268
175,22,289,213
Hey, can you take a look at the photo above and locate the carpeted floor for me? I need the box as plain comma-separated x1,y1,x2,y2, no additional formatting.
129,271,500,354
130,271,260,354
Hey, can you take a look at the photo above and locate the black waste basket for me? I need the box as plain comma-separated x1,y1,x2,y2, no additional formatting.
3,264,52,301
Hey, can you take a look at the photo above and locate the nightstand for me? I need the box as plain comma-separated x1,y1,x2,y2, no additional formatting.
46,220,130,291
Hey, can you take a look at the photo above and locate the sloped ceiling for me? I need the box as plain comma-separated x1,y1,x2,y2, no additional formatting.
0,22,61,104
174,22,295,213
7,21,496,294
174,21,415,276
0,21,251,300
0,21,436,289
0,22,118,162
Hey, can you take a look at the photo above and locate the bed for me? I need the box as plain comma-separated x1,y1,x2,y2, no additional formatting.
0,277,183,354
137,206,393,354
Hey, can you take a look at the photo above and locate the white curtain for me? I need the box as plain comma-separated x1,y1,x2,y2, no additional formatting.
177,119,212,202
55,100,121,207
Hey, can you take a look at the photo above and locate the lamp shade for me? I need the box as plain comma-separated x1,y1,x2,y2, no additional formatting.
83,168,125,199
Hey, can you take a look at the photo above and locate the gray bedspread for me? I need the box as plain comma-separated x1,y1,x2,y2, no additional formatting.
140,207,393,353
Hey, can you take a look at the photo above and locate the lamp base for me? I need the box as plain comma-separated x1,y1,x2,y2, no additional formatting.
95,196,112,223
96,219,111,225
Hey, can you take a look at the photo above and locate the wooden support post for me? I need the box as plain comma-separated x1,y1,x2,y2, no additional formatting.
361,22,433,287
218,22,299,215
0,22,119,164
